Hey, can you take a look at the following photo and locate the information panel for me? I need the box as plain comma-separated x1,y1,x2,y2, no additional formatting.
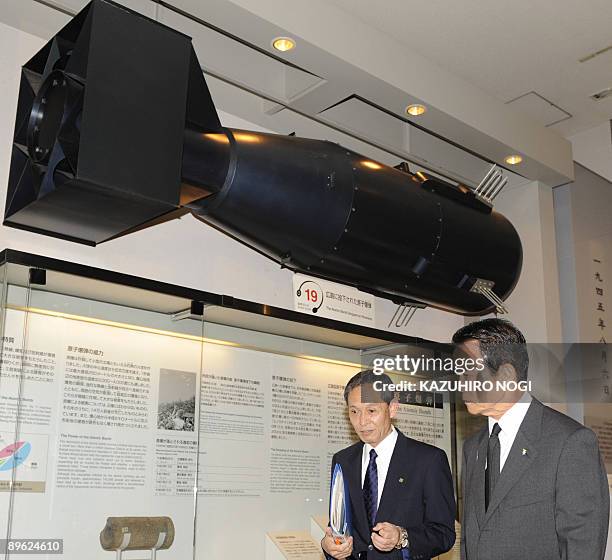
0,307,452,560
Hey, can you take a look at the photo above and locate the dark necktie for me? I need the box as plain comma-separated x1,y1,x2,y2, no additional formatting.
485,422,501,510
363,448,378,531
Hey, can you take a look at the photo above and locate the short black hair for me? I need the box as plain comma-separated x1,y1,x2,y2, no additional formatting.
343,369,395,404
452,318,529,382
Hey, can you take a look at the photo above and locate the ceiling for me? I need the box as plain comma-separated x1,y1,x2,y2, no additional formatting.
3,0,601,187
326,0,612,138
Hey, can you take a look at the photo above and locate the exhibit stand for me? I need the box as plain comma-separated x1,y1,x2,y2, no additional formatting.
0,249,455,560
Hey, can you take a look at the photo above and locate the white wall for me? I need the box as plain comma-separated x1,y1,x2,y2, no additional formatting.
569,122,612,183
555,164,612,342
491,181,563,342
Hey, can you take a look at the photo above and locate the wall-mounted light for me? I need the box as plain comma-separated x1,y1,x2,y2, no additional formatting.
406,104,427,116
362,160,383,170
272,37,295,52
504,154,523,165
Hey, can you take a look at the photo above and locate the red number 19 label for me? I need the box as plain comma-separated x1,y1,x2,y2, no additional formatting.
305,289,318,302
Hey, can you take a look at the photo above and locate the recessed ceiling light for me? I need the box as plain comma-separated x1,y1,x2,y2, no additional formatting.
504,154,523,165
272,37,295,52
406,104,427,116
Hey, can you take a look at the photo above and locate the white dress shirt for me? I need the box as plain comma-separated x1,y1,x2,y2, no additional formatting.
488,392,532,471
361,426,398,505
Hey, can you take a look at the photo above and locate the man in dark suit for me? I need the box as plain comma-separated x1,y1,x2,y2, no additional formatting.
321,370,456,560
455,318,610,560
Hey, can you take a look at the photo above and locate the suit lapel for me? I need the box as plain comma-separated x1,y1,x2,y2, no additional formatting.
345,443,369,538
483,399,543,524
470,428,489,528
376,431,413,523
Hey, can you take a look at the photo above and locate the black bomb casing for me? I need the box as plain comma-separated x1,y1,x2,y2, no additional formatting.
4,0,522,316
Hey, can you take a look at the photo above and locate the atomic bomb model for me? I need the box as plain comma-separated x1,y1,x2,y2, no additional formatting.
4,0,521,315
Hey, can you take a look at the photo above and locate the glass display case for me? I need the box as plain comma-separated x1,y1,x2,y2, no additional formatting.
0,249,461,560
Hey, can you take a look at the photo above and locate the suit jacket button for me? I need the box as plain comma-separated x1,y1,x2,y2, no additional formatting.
368,545,373,551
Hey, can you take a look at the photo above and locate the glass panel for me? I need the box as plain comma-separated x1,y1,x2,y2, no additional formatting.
2,264,204,560
0,262,34,556
0,256,461,560
0,261,9,544
194,319,458,559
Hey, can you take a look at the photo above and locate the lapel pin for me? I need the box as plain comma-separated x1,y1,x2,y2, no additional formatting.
398,477,405,483
522,448,528,456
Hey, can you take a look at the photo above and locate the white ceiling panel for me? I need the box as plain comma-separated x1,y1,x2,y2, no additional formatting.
325,0,612,137
506,92,571,127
